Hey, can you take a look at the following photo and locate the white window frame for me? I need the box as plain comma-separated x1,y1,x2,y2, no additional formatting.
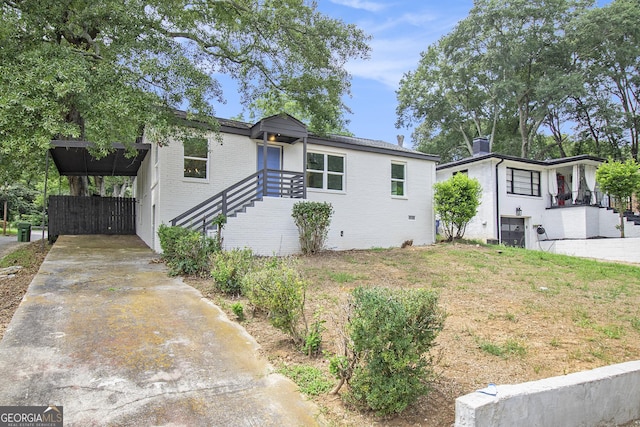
391,161,407,197
306,151,345,192
183,138,209,181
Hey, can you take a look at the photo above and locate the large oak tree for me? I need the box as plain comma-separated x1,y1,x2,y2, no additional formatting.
0,0,370,194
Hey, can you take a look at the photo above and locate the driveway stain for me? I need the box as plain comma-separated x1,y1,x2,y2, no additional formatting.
0,235,321,426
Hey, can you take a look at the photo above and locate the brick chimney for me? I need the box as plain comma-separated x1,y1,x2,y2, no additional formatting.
472,137,490,156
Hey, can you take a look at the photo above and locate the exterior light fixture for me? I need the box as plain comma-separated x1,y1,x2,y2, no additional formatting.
516,207,522,216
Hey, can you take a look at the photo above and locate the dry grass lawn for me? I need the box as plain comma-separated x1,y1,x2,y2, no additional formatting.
189,242,640,426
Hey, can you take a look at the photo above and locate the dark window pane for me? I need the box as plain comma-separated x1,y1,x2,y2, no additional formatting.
307,171,323,188
184,138,208,158
328,155,344,173
184,158,207,179
328,173,343,191
392,163,405,179
307,153,324,171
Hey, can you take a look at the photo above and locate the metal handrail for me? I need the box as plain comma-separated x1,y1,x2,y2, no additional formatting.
170,169,305,232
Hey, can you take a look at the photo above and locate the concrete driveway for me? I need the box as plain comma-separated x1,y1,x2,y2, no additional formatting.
0,235,321,426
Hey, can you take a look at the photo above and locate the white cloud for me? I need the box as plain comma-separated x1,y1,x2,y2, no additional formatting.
329,0,387,12
345,8,468,89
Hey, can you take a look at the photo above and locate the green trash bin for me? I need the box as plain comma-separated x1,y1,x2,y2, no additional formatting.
17,223,31,242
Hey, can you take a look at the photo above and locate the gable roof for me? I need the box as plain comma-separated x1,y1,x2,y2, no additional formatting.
436,153,604,171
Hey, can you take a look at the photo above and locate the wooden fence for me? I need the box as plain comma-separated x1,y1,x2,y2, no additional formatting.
48,196,136,239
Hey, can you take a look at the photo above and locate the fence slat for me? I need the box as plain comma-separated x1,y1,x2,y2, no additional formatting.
48,196,136,239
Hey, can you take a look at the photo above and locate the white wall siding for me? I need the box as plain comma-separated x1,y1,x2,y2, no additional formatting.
138,129,437,254
301,144,435,250
221,197,299,256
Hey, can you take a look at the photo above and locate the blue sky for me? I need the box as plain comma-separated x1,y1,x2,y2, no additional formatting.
212,0,475,146
212,0,613,147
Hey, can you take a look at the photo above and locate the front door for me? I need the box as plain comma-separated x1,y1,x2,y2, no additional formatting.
257,145,282,197
501,217,525,248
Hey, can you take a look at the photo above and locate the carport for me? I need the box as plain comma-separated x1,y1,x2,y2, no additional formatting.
46,140,150,241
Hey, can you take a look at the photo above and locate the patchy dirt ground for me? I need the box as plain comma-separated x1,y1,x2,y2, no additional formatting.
3,241,640,426
0,242,50,338
188,243,640,427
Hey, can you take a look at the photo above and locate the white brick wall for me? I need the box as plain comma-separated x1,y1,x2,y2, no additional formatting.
137,129,437,254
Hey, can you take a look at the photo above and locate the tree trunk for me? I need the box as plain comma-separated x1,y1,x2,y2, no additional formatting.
94,176,105,196
68,176,90,197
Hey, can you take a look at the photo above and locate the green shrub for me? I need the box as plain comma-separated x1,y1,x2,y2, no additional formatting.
291,201,333,254
344,287,445,415
231,302,245,321
303,314,325,357
210,248,254,295
158,224,192,260
242,258,307,343
158,225,219,276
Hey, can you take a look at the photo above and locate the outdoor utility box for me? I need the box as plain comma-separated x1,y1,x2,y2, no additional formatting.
17,223,31,242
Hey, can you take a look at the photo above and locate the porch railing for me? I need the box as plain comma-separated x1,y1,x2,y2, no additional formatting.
549,189,605,208
170,169,305,232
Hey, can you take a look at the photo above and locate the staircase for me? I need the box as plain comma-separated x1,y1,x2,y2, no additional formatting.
170,169,305,233
624,211,640,226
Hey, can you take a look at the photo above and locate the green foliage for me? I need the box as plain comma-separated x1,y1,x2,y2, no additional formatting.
478,338,527,358
157,225,192,260
303,314,326,357
157,225,219,276
0,0,369,176
231,302,245,321
596,159,640,237
329,355,350,381
210,248,254,295
291,201,334,254
434,173,482,241
0,185,40,223
242,258,308,343
277,364,333,396
344,287,445,415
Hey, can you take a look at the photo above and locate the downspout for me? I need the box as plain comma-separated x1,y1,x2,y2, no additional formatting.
262,131,268,197
495,158,504,243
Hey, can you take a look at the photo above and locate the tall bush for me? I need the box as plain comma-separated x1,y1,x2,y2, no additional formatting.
210,247,254,295
291,201,333,254
157,225,219,276
341,287,445,415
434,173,482,241
241,258,307,343
596,159,640,237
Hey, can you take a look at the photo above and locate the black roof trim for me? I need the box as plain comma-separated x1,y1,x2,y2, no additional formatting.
171,110,439,162
436,153,604,171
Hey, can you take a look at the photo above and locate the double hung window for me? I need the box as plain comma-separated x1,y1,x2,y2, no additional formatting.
307,152,344,191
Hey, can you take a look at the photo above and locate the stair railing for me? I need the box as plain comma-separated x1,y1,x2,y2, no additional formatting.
170,169,305,233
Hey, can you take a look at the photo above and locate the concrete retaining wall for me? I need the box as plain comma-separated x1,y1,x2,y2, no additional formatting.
537,237,640,264
455,360,640,427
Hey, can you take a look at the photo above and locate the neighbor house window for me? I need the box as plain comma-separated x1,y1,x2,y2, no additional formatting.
306,152,344,191
391,162,406,196
507,167,540,196
183,138,208,179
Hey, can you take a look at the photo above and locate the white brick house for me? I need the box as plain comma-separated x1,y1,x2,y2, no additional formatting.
134,114,440,255
436,138,640,249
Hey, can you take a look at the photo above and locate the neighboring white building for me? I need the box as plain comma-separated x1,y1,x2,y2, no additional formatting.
135,113,440,255
436,138,640,249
